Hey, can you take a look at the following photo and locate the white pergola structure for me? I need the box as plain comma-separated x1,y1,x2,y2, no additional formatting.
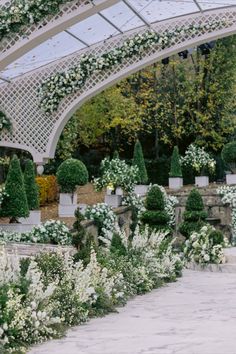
0,0,236,163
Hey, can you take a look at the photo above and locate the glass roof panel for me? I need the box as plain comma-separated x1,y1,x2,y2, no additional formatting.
101,1,144,32
1,32,85,79
199,0,236,10
129,0,199,23
68,14,119,45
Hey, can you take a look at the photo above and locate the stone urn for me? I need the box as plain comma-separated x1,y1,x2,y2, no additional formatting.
105,187,122,208
59,192,78,217
19,210,41,225
134,185,148,196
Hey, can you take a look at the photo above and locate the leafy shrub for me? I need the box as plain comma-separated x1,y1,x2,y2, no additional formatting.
141,186,169,230
24,159,39,210
221,141,236,172
57,158,88,193
146,185,165,210
209,229,224,246
169,146,182,178
36,175,58,205
1,155,29,221
179,189,207,238
133,139,148,184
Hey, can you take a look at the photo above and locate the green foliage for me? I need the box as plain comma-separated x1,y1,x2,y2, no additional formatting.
179,188,207,238
169,146,182,177
110,233,127,256
1,155,29,220
209,229,224,246
113,150,119,159
133,139,148,184
146,186,165,210
221,141,236,171
24,159,39,210
186,188,204,211
142,186,169,230
56,158,88,193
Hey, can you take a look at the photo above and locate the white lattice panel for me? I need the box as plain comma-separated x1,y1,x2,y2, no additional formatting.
0,8,236,162
0,0,120,69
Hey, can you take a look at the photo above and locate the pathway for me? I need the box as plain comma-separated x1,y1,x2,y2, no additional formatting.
29,270,236,354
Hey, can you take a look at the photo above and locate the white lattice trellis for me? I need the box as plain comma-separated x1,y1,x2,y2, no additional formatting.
0,7,236,162
0,0,120,70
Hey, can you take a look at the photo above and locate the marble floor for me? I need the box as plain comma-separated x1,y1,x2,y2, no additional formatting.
29,270,236,354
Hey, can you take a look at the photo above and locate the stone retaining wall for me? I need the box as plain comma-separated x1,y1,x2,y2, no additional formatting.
3,242,76,257
169,187,232,238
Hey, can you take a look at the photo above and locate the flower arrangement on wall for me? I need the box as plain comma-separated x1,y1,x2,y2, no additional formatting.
38,19,229,114
181,144,215,176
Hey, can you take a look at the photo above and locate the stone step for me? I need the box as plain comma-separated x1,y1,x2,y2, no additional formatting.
187,262,236,273
224,248,236,264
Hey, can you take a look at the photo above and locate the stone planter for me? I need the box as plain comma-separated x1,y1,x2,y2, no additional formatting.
19,210,41,225
59,192,78,217
105,194,122,208
168,177,183,190
0,224,35,233
226,174,236,185
134,185,148,196
59,192,77,205
115,187,123,196
195,176,209,187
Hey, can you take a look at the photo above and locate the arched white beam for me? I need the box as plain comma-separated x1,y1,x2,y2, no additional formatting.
0,6,236,163
46,23,236,159
0,141,46,163
0,0,119,71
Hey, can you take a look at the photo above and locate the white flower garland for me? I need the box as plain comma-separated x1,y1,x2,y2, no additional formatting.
0,112,12,134
0,0,75,41
38,19,229,114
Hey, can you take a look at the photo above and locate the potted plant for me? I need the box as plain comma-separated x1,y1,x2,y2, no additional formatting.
94,157,139,208
0,155,29,230
181,144,215,187
222,141,236,185
56,158,88,217
133,139,148,196
179,188,207,238
20,159,41,225
169,146,183,189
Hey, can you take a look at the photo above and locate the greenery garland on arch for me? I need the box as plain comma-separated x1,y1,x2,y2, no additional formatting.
38,19,230,114
0,0,79,41
0,111,12,134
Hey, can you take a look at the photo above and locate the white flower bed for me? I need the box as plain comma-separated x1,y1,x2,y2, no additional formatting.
39,20,229,113
0,226,183,353
0,220,72,245
184,225,227,265
217,185,236,244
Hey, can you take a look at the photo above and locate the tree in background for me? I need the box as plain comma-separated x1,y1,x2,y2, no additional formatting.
133,139,148,184
24,159,39,211
1,155,29,222
169,146,182,177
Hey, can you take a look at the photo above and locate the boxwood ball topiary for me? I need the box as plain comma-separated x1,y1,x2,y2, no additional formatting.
24,159,39,210
1,155,29,221
169,146,182,178
221,141,236,171
185,188,204,211
57,158,89,193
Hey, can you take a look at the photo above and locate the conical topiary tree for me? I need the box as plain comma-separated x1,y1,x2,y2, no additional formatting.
113,150,119,159
24,159,39,211
141,185,169,231
179,188,207,238
1,155,29,222
133,139,148,184
169,146,182,177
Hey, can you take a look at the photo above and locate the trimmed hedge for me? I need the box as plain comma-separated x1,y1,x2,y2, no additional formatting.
133,140,148,184
169,146,182,178
36,175,58,206
179,189,207,238
24,159,39,210
221,141,236,172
